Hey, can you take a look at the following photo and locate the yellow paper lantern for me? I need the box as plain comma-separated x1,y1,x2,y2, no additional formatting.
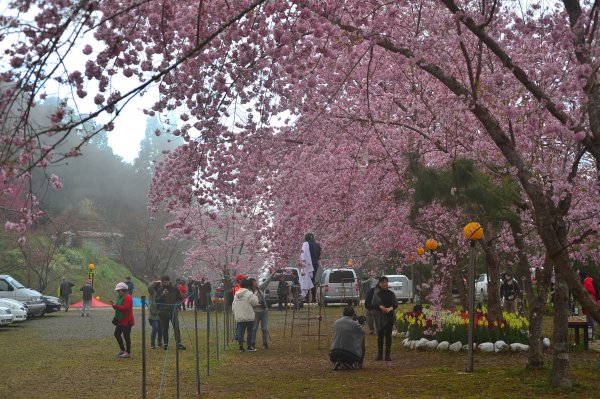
463,222,484,240
416,247,425,255
425,239,438,251
88,263,95,271
95,296,100,300
347,260,353,267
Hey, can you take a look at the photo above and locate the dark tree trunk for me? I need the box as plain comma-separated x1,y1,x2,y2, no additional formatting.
509,219,552,369
454,263,468,309
551,268,571,387
478,229,502,322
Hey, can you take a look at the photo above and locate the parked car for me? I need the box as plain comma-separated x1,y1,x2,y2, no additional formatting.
385,275,413,303
475,274,489,302
41,295,61,313
318,268,359,306
263,267,300,306
0,306,15,326
0,275,46,317
0,298,28,322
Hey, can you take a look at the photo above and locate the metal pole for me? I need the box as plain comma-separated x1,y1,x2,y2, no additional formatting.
176,314,180,399
141,296,147,399
194,303,200,395
215,298,220,361
410,264,414,303
467,241,476,372
206,293,211,376
222,296,227,350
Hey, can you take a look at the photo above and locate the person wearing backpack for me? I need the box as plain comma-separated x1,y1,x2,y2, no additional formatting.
79,279,94,317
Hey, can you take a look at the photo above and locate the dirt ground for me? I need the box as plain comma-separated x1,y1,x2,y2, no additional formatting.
0,305,599,399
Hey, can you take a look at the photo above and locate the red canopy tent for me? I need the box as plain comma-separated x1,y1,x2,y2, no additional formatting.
70,297,112,308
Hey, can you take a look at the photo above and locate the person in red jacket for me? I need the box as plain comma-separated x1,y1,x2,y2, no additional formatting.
111,282,135,358
177,280,187,312
580,272,597,339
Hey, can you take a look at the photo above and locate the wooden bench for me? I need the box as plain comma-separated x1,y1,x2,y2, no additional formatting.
568,317,589,350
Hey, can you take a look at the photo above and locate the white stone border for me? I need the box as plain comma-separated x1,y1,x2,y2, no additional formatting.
397,331,551,353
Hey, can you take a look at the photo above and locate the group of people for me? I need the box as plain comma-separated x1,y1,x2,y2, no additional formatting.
329,275,398,370
232,274,270,351
58,275,134,315
178,277,212,311
108,274,192,359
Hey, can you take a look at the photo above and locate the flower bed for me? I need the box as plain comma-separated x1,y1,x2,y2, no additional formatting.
396,308,529,345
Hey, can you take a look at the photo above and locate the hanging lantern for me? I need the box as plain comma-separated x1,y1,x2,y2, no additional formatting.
88,263,95,271
463,222,484,241
425,239,438,251
416,247,425,255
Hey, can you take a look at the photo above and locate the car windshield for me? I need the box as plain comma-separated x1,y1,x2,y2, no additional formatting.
6,276,25,289
329,271,355,283
387,276,404,283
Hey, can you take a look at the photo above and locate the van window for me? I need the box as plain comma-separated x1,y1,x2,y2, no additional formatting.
0,280,13,291
274,269,298,282
387,276,404,283
328,271,355,284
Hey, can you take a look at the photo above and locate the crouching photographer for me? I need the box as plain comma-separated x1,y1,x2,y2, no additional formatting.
329,306,366,370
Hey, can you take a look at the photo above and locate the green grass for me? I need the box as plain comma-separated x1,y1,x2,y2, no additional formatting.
1,306,599,399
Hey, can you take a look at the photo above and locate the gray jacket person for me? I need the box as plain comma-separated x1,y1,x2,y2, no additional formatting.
329,307,366,370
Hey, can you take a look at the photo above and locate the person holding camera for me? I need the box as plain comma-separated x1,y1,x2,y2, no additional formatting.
371,276,398,361
329,306,366,370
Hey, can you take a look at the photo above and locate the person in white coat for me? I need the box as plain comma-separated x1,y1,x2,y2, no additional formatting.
232,278,259,352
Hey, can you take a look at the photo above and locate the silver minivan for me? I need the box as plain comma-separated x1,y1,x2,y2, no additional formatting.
318,268,359,306
385,274,413,303
0,275,46,316
261,267,300,306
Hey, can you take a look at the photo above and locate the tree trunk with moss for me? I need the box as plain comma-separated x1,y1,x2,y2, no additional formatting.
509,219,551,369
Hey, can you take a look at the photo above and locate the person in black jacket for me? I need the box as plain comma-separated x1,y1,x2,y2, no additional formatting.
500,272,521,313
156,275,186,350
305,233,322,303
59,278,75,312
79,280,94,317
371,276,398,361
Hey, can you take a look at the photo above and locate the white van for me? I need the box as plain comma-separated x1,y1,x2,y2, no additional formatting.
262,267,300,307
0,275,46,316
318,268,359,306
385,275,413,303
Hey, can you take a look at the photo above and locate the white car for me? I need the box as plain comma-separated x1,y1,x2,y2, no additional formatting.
0,306,15,326
0,298,28,322
475,274,489,302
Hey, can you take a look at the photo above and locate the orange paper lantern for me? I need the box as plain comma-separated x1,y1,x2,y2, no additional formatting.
463,222,484,240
